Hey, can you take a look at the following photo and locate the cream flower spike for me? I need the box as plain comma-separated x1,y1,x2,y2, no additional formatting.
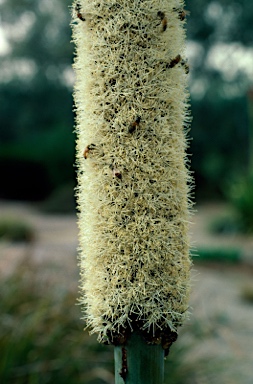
72,0,192,347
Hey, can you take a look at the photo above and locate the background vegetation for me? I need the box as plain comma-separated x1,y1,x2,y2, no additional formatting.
0,0,74,201
0,256,230,384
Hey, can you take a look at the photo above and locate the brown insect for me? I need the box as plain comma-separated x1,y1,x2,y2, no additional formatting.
181,60,190,74
167,54,182,69
157,11,167,32
129,116,141,133
179,9,190,21
178,9,186,21
120,347,128,381
75,2,85,21
173,8,189,21
83,143,96,159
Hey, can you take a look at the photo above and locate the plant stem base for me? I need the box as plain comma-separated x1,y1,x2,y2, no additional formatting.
114,331,164,384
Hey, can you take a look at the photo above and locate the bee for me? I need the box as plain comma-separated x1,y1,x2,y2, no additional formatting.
167,54,182,69
179,9,190,21
178,9,186,21
173,8,189,21
75,2,85,21
129,116,141,133
120,347,128,381
83,143,96,159
157,11,167,32
181,60,190,74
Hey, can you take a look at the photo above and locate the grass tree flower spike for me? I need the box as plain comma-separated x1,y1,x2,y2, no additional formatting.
72,0,192,352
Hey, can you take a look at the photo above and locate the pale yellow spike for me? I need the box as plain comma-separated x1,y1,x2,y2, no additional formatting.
72,0,192,343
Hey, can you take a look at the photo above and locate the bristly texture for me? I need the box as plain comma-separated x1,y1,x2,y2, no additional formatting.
72,0,192,344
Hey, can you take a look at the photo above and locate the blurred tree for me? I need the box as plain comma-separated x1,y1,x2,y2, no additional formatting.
191,95,248,199
0,0,73,137
186,0,253,96
185,0,253,199
0,0,75,200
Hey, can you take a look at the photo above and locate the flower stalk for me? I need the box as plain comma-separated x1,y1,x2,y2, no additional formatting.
114,331,164,384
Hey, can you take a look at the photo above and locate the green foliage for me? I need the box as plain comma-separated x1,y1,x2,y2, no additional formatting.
194,247,241,263
0,219,34,242
190,96,248,200
185,0,253,199
226,175,253,232
0,0,75,201
0,258,114,384
186,0,253,94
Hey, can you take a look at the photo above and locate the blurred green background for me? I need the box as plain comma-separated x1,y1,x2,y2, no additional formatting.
0,0,74,204
1,0,253,383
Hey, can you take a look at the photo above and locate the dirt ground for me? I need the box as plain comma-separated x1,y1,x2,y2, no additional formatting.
1,200,253,383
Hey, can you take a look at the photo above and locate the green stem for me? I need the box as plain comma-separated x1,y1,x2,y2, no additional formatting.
114,331,164,384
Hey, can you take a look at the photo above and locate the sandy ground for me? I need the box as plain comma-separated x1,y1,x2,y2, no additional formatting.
0,200,253,383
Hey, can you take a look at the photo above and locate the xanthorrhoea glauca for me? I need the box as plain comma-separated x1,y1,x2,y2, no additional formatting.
72,0,192,349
